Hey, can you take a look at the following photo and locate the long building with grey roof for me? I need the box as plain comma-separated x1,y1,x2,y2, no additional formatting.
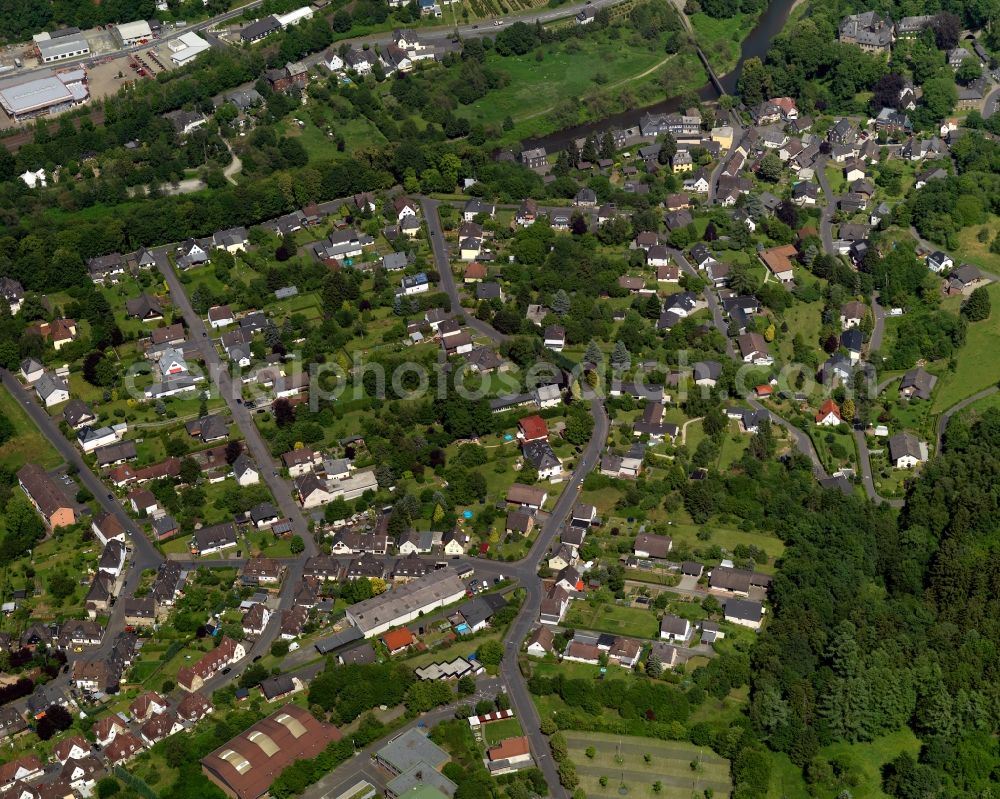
345,569,466,637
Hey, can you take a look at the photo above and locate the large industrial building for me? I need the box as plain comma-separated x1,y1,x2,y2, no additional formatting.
201,705,341,799
167,31,211,65
114,20,153,47
345,569,467,638
34,28,91,63
0,69,88,122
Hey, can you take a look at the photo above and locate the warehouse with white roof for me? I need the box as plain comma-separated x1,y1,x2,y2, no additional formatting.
276,6,314,26
114,20,153,46
0,69,89,122
168,31,211,65
36,34,91,63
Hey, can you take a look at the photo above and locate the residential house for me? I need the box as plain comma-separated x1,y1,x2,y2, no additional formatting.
659,615,691,642
759,244,797,283
177,637,245,691
19,358,44,384
522,440,562,479
35,372,69,407
17,464,74,529
737,332,772,365
543,325,565,352
192,523,238,556
815,399,843,427
899,367,937,401
888,431,928,468
724,599,764,630
634,533,672,559
926,251,953,274
0,277,24,315
125,293,163,321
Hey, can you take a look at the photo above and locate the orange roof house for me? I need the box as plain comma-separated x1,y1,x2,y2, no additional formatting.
815,398,842,426
463,262,487,282
517,415,548,442
487,736,531,762
759,244,798,283
381,627,415,654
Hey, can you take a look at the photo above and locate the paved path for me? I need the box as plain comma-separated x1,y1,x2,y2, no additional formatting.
935,385,999,452
851,429,903,508
747,397,827,479
421,196,509,344
814,156,836,256
868,292,886,355
1,369,165,712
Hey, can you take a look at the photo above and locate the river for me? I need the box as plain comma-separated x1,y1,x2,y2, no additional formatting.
523,0,799,152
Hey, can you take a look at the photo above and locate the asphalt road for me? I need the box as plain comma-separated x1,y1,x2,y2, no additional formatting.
154,249,315,557
670,246,735,358
498,397,609,799
851,428,903,508
868,292,886,355
814,155,836,256
984,86,1000,119
1,368,165,712
421,196,510,344
747,397,828,479
934,385,999,452
0,369,163,572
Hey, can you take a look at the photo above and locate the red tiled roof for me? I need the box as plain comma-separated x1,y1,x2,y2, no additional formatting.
381,628,414,651
518,415,548,441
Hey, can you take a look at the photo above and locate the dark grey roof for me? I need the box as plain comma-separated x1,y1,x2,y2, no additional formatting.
315,626,363,654
724,598,763,622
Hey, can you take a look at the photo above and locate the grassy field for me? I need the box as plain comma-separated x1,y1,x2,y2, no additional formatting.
954,214,1000,273
690,10,759,75
767,728,921,799
0,384,62,471
931,282,1000,412
563,600,660,639
778,294,825,363
565,731,731,799
457,35,705,142
482,717,523,745
285,115,389,161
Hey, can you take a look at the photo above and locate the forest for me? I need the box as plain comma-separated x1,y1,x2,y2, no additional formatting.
748,409,1000,798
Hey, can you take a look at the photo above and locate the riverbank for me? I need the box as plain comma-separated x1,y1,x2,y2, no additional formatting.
492,46,708,145
690,9,766,76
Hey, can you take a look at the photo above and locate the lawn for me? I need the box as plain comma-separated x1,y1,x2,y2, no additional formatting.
0,384,62,471
481,717,523,745
690,10,760,75
716,424,749,470
563,600,660,639
768,728,921,799
778,294,825,364
564,732,731,799
953,214,1000,274
284,115,388,161
458,33,698,137
931,282,1000,412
